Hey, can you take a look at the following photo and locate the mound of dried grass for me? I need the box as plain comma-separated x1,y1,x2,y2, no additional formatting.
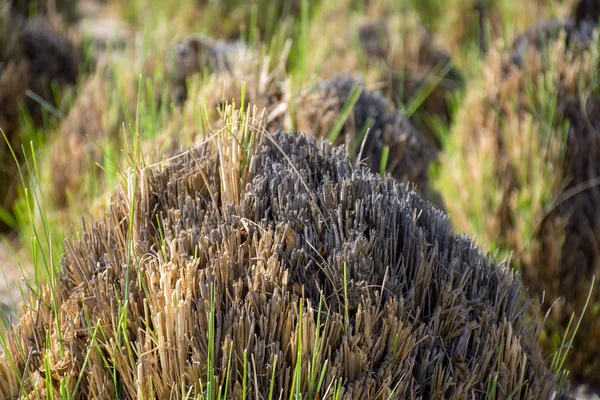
0,12,80,229
194,0,316,41
432,0,569,59
357,9,464,145
173,34,290,130
435,11,600,383
10,0,80,22
296,75,436,198
296,0,462,139
44,73,111,210
573,0,600,25
173,35,244,105
0,108,570,398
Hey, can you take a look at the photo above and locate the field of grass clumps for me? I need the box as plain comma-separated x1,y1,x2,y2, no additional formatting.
0,0,599,398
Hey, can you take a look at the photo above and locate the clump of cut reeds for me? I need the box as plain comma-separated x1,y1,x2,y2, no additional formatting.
573,0,600,25
296,74,436,199
429,0,569,62
175,34,291,131
9,0,80,23
172,35,243,105
194,0,318,42
433,4,600,384
357,9,464,144
290,0,460,146
0,104,571,398
0,10,81,230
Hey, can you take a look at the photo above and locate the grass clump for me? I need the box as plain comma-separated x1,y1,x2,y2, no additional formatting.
296,74,437,200
195,0,319,43
172,33,291,133
9,0,81,23
0,106,571,398
296,0,463,145
421,0,569,63
433,5,600,384
356,8,464,145
172,35,244,105
0,9,81,230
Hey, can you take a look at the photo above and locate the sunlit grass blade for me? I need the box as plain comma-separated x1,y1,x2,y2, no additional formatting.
328,85,363,144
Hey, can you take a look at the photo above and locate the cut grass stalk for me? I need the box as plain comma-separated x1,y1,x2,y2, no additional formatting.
243,349,248,400
343,262,350,333
268,354,278,400
308,293,324,398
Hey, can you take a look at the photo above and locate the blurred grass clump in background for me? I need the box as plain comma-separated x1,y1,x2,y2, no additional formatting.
1,0,600,397
433,0,600,383
0,2,83,231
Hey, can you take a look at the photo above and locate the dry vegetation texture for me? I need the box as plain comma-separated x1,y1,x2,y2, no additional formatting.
0,11,80,229
9,0,80,22
357,11,464,143
435,16,600,382
174,35,288,128
0,124,569,399
296,75,435,196
305,2,463,144
5,0,600,397
430,0,570,58
173,35,239,105
192,0,314,41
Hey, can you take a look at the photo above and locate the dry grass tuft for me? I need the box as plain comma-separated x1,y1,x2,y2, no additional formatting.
0,11,80,229
435,9,600,383
174,35,290,132
172,35,245,106
356,8,464,146
296,74,436,198
9,0,80,23
0,107,570,398
573,0,600,25
432,0,569,60
44,72,112,210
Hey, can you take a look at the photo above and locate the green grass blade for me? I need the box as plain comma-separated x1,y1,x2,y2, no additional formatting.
328,86,363,144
